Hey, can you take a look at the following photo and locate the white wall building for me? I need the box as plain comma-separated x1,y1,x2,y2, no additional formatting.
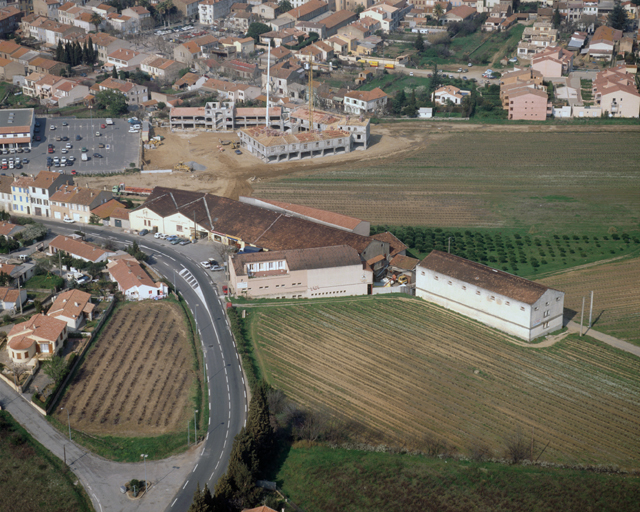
415,250,565,341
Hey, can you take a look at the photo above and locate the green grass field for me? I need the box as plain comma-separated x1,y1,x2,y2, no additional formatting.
0,411,94,512
24,274,64,290
247,296,640,468
275,445,640,512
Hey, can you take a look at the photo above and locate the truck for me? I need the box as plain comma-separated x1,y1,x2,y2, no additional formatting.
81,153,88,161
105,118,114,125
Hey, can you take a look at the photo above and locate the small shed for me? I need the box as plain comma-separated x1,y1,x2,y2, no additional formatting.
418,107,433,118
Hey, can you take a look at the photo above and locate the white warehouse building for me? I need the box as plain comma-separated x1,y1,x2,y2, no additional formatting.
415,250,565,341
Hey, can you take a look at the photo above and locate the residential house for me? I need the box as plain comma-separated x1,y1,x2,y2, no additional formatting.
108,207,130,229
322,9,358,37
7,314,68,363
0,6,22,37
0,175,13,213
91,3,117,16
47,289,95,330
359,3,400,31
48,235,115,263
90,197,126,222
259,44,292,67
140,56,183,83
11,171,73,218
343,87,388,114
105,12,138,33
27,57,67,76
33,0,61,18
174,0,202,18
588,25,622,60
259,28,300,46
173,34,219,64
230,2,251,13
79,32,130,63
327,35,349,54
121,5,151,27
106,48,149,69
567,30,587,51
50,184,113,223
415,250,565,341
58,4,104,32
518,21,558,59
198,0,235,24
221,59,260,79
263,59,305,98
0,261,35,286
295,20,326,38
172,72,207,91
282,0,330,21
107,257,168,301
24,17,81,45
50,79,89,107
93,77,148,106
482,15,503,30
592,64,640,118
225,10,254,30
219,36,255,55
253,1,280,18
432,84,470,104
442,5,476,22
268,16,295,30
500,67,543,86
0,287,27,311
531,46,573,78
0,57,25,80
336,0,375,11
228,245,371,299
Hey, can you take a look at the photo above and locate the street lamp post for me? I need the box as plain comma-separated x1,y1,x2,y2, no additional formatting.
194,409,198,443
141,454,148,493
195,304,198,327
61,407,71,441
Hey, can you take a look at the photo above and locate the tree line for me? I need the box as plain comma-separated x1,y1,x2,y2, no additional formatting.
55,38,98,67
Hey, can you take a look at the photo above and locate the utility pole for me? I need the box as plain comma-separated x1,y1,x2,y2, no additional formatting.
448,237,452,253
531,426,534,461
265,40,271,127
64,444,66,466
187,421,190,446
17,278,22,314
588,290,594,329
580,296,585,336
194,409,198,443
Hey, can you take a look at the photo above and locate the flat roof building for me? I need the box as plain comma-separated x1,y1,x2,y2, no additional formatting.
0,108,35,150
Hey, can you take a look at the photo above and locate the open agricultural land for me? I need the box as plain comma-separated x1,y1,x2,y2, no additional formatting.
252,127,640,233
275,446,640,512
538,257,640,346
247,296,640,469
0,411,93,512
54,300,200,460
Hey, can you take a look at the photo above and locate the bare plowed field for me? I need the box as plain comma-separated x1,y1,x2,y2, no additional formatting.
250,297,640,468
538,257,640,346
56,301,194,437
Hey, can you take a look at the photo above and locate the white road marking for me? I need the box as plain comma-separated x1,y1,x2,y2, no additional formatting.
209,417,211,425
206,363,208,370
209,473,215,481
201,447,205,455
172,499,178,507
183,481,189,490
193,464,198,472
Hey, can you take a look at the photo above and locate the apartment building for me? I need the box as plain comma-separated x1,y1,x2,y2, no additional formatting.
50,184,113,223
92,77,148,106
11,171,73,217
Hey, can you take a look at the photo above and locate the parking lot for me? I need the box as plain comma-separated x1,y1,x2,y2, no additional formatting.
8,117,140,176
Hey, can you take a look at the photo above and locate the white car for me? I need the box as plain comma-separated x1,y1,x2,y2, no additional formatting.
200,261,211,269
154,232,164,239
95,131,101,136
49,125,56,130
63,217,75,223
61,157,67,164
128,129,139,134
66,142,72,149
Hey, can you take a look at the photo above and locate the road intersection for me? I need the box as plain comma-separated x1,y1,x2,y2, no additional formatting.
0,221,247,512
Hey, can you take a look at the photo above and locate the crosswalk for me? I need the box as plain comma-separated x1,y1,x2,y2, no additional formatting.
179,267,199,291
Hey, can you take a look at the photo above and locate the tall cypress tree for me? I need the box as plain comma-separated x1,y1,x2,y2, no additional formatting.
64,42,72,65
87,36,96,65
55,40,64,62
247,384,273,463
73,41,82,66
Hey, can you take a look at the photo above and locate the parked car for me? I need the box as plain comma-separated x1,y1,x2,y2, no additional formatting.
61,148,68,154
235,149,242,155
49,125,56,130
222,285,228,294
66,142,72,149
61,136,69,141
63,217,74,223
68,156,75,162
200,261,211,269
179,240,190,245
139,229,149,236
76,135,82,141
62,122,68,126
95,132,101,136
71,170,77,175
34,135,41,141
100,124,106,129
170,238,180,245
154,232,164,239
210,265,224,271
93,153,102,158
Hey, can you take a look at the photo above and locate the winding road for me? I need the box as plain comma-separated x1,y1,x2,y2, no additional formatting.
0,221,247,512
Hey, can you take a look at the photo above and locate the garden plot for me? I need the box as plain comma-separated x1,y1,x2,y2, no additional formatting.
55,301,194,437
249,297,640,468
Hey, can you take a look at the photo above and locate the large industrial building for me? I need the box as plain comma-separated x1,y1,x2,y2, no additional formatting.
0,108,35,150
228,245,372,299
415,251,565,341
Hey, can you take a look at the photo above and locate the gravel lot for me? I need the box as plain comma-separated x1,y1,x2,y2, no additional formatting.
8,117,140,176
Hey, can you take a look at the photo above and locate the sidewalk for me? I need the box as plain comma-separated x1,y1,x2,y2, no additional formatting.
564,319,640,358
0,378,199,512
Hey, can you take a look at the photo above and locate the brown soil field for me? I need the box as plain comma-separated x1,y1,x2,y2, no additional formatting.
55,301,194,437
249,297,640,468
537,257,640,346
75,123,640,232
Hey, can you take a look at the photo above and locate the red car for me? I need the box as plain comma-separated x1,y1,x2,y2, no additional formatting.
1,164,7,170
48,147,54,153
34,135,41,141
100,124,106,129
222,285,228,295
71,170,77,175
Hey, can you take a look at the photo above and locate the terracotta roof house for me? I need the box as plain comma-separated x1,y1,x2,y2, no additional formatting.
343,87,388,114
108,207,131,229
442,5,476,23
432,84,471,105
91,198,127,219
48,235,115,263
7,314,68,363
416,250,564,340
283,0,330,21
228,245,371,299
107,258,168,301
588,25,622,60
592,64,640,118
0,221,24,238
50,184,113,223
0,286,27,311
47,289,95,330
531,46,573,78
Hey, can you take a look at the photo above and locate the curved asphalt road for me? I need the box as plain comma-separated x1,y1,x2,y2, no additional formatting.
37,220,248,511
